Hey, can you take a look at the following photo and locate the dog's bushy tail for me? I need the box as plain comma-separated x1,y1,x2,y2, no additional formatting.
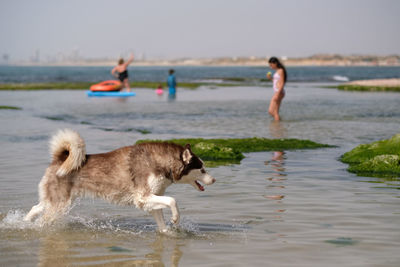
50,129,86,176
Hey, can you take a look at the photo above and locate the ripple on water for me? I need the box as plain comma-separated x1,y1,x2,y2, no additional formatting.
3,134,48,143
39,114,94,125
1,210,248,240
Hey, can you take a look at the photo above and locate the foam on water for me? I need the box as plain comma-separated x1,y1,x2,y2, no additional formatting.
332,75,350,82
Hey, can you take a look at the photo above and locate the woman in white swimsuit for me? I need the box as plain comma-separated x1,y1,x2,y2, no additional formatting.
266,57,287,121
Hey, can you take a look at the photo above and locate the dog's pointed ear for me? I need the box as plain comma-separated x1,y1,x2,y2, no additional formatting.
182,144,192,164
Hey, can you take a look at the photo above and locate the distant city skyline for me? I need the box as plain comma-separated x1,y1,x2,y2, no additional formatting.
1,0,399,62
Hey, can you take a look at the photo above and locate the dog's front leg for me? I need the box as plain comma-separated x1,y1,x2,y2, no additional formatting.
24,202,44,222
150,209,167,233
145,194,180,226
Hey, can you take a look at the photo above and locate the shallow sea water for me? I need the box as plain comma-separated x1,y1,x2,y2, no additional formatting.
0,84,399,266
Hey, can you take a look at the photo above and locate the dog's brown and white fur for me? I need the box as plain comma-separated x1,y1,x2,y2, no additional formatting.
24,129,216,233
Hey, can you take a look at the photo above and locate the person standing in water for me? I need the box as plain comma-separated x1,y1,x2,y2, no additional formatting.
167,69,177,99
266,57,287,121
111,53,134,92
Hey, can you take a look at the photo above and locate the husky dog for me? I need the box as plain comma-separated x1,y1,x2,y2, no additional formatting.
24,129,216,233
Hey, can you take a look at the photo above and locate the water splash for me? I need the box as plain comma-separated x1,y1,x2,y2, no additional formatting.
0,209,37,230
1,209,248,240
65,215,152,235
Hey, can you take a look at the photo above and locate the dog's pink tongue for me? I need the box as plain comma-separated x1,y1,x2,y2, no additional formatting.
195,181,205,191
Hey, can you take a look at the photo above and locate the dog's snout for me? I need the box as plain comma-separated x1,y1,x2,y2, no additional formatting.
202,174,216,185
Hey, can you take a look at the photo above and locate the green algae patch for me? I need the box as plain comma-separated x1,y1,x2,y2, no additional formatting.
136,137,333,167
107,246,132,252
325,237,359,247
190,142,244,167
0,105,22,110
337,84,400,92
135,128,152,135
341,134,400,178
132,81,202,89
0,82,93,90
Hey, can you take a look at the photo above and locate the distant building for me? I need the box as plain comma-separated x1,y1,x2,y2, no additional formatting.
71,48,80,62
1,54,10,65
138,53,146,61
30,49,40,63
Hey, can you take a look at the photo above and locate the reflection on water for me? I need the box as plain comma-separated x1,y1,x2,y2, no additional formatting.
268,121,288,139
168,93,177,102
264,122,287,223
264,151,287,218
38,231,183,267
0,212,248,267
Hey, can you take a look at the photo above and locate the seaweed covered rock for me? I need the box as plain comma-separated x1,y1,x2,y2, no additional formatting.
341,134,400,177
190,142,244,167
0,105,22,110
137,137,332,167
337,79,400,92
193,142,244,162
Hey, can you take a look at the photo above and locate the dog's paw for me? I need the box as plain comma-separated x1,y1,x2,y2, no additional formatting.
171,214,180,225
159,228,169,234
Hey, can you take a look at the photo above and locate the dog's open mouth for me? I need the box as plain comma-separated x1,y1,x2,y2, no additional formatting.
195,180,205,191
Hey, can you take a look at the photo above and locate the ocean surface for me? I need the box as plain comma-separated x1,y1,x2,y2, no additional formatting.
0,65,400,83
0,66,400,266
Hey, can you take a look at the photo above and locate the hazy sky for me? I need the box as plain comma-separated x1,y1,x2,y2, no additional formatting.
1,0,399,61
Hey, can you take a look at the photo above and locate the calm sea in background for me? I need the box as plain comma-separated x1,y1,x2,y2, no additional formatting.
1,65,400,83
1,66,400,266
